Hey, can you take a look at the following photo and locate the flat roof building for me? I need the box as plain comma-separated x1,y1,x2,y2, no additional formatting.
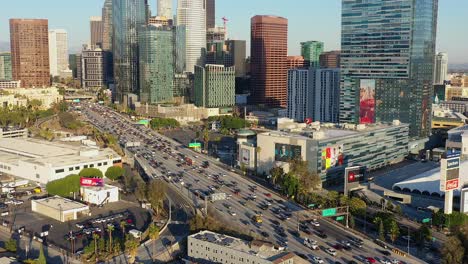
0,138,121,184
187,230,305,264
257,120,409,186
32,196,89,222
81,184,119,205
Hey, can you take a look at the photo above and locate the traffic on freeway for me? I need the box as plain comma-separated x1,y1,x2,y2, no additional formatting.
80,102,420,264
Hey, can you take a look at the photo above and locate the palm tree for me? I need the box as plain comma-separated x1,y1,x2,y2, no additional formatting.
107,225,115,253
148,223,160,261
93,233,100,261
120,220,127,240
202,128,210,152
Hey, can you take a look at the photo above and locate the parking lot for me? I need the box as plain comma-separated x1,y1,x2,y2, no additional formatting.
7,200,151,252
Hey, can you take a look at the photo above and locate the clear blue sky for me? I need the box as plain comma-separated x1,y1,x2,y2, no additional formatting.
1,0,467,64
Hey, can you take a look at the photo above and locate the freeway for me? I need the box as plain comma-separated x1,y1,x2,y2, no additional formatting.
81,103,423,264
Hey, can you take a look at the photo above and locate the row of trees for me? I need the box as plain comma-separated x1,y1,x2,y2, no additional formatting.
0,100,54,128
58,112,83,130
207,115,249,130
441,223,468,264
46,167,125,197
150,118,180,130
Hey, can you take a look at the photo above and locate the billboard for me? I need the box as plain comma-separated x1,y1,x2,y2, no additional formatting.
440,156,460,192
321,145,344,170
344,166,367,193
274,143,302,162
359,79,376,124
80,177,104,187
240,148,251,164
461,188,468,214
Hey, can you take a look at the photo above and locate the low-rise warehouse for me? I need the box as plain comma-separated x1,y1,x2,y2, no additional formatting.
0,138,122,184
81,184,119,205
31,196,89,222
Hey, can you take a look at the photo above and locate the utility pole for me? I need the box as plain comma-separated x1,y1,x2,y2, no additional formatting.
345,206,349,228
169,198,172,222
407,225,410,255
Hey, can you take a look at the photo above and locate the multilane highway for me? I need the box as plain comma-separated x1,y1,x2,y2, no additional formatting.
81,103,422,264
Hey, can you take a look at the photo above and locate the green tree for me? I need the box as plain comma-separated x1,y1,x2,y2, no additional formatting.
5,238,16,252
388,220,400,243
36,245,46,264
79,168,103,178
202,128,210,152
105,166,125,181
441,236,465,264
45,174,80,197
348,197,367,216
326,191,340,207
373,217,385,241
147,180,167,216
349,215,355,229
93,233,100,261
289,158,321,191
125,236,139,264
269,167,284,185
107,225,115,253
120,220,127,240
148,223,160,260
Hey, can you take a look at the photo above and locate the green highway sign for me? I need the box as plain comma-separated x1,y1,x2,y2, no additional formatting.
189,142,201,148
322,208,337,217
307,204,315,208
336,216,345,221
422,218,431,223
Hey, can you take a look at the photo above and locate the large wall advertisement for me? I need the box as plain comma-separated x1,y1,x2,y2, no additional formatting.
240,148,251,165
274,143,302,162
321,145,344,170
359,79,376,124
440,155,460,192
344,166,367,193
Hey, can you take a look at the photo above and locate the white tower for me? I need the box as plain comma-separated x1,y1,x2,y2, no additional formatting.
48,29,69,77
434,52,448,85
157,0,173,19
177,0,206,73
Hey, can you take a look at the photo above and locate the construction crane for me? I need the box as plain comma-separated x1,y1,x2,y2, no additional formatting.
222,17,229,39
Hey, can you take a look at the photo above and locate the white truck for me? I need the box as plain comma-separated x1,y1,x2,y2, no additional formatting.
304,237,319,250
209,193,227,202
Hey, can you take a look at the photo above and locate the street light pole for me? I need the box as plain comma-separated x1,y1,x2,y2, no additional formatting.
407,225,410,255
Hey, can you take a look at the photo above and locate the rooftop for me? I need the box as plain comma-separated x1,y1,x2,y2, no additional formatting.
0,138,119,168
190,231,293,261
81,184,118,192
33,196,89,211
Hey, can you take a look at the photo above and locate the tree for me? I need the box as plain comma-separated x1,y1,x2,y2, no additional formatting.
147,180,167,216
349,215,355,229
93,233,100,261
105,166,125,181
202,128,210,152
289,158,321,191
269,167,284,185
107,225,115,253
373,217,385,241
125,236,139,264
148,223,160,260
5,238,16,252
37,245,46,264
326,191,340,207
388,220,400,243
45,174,81,197
79,168,103,178
348,197,367,216
120,220,127,240
441,236,465,264
394,204,402,215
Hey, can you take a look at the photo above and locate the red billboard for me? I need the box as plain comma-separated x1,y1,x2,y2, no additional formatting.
359,79,376,124
80,177,104,187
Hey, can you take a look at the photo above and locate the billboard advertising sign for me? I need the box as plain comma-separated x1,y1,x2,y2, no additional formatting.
344,166,367,193
359,79,376,124
321,145,344,170
440,156,460,192
461,188,468,214
240,148,251,165
274,143,301,162
80,177,104,187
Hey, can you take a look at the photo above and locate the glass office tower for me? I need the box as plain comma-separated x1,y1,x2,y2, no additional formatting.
112,0,147,103
340,0,438,138
139,24,174,104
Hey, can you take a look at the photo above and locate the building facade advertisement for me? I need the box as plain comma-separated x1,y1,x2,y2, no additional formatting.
359,79,376,124
321,145,344,170
344,166,366,193
240,148,250,164
80,177,104,187
274,143,301,162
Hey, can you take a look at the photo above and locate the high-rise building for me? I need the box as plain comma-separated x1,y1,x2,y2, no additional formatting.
102,0,113,51
287,68,340,123
177,0,206,73
80,45,110,90
434,52,448,85
157,0,172,19
250,15,288,107
149,16,173,26
0,53,12,80
206,42,225,65
9,19,50,88
139,24,174,104
48,29,69,77
194,64,235,108
286,56,305,69
319,50,340,68
206,27,226,43
69,54,78,79
90,16,104,48
112,0,147,103
206,0,215,29
340,0,438,138
301,41,323,68
225,40,246,78
174,25,187,74
76,54,82,86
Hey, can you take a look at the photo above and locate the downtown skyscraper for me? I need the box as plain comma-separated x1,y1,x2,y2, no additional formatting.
434,52,448,85
157,0,173,19
340,0,439,139
112,0,147,103
48,29,69,77
177,0,206,73
250,15,288,107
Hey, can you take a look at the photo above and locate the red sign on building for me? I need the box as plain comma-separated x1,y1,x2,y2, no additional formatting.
446,179,459,191
80,177,104,187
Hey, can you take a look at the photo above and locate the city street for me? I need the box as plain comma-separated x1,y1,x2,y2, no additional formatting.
81,102,426,264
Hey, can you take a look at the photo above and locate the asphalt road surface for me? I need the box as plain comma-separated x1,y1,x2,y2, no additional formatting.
81,103,424,264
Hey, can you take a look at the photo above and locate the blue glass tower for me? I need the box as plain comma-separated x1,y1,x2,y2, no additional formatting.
340,0,438,138
112,0,147,103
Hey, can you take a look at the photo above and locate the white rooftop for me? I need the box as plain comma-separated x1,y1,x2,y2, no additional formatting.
0,138,118,167
34,196,89,211
393,161,468,196
81,184,118,192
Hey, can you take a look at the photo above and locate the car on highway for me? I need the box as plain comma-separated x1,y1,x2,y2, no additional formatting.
310,219,320,227
228,211,236,216
380,250,391,256
311,256,324,264
325,247,337,256
366,257,376,264
316,230,328,239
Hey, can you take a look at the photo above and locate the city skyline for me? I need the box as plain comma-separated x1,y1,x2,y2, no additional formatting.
0,0,467,65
